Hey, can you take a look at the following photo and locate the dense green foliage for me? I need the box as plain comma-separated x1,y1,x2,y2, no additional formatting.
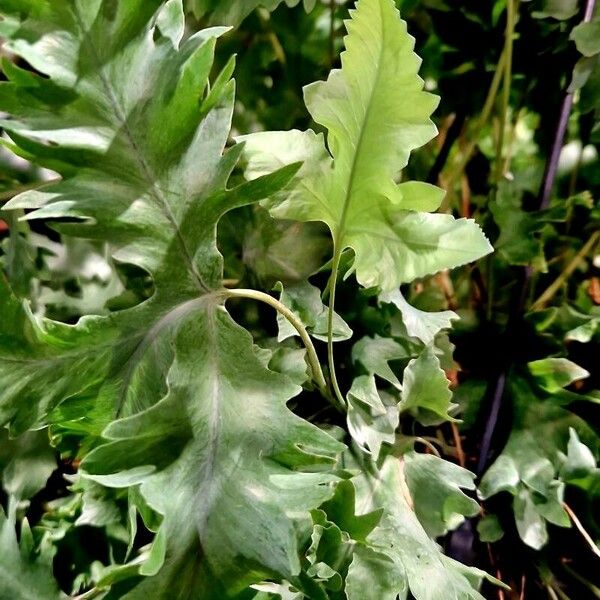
0,0,599,598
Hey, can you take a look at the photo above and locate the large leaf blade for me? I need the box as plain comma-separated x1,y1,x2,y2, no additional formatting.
83,306,342,594
0,2,340,595
239,0,492,291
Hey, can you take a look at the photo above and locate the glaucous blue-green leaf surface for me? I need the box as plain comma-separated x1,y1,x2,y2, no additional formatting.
83,308,342,595
379,289,458,346
346,375,399,460
352,334,417,388
347,456,503,600
400,345,458,426
275,281,352,343
479,375,599,549
404,452,480,538
0,1,343,594
0,509,62,600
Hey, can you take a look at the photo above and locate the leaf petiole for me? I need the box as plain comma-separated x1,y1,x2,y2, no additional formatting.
224,288,337,406
326,246,347,411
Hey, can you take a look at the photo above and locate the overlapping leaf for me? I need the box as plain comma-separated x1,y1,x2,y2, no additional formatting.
348,457,502,600
346,375,398,460
238,0,492,291
401,345,458,425
0,0,343,594
379,289,458,346
186,0,317,26
83,310,342,596
404,452,479,538
479,374,599,549
0,0,251,433
0,509,61,600
0,429,55,504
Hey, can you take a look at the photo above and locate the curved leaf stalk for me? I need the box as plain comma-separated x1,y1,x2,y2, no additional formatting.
224,288,332,401
326,245,347,411
72,587,107,600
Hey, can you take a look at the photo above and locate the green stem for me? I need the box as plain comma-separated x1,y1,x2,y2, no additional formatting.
224,288,329,398
326,246,347,410
494,0,517,185
72,588,107,600
547,584,572,600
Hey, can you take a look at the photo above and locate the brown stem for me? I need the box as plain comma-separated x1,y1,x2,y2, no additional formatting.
563,502,600,560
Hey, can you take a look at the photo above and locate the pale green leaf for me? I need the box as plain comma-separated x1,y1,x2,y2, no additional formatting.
251,581,303,600
380,289,457,345
274,281,352,343
565,316,599,342
305,511,345,592
268,346,311,387
347,375,399,460
352,335,417,387
350,456,502,600
239,0,492,292
569,55,599,93
74,478,123,529
82,309,343,594
346,545,406,600
560,428,598,482
401,346,457,425
404,452,480,538
0,509,62,600
156,0,186,47
571,18,600,57
514,487,548,550
528,358,590,393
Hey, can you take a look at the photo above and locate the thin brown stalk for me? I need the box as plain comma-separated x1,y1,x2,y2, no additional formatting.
563,502,600,560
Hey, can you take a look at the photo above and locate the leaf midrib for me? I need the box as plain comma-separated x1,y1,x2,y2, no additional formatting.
70,5,210,293
193,308,222,536
334,0,386,251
